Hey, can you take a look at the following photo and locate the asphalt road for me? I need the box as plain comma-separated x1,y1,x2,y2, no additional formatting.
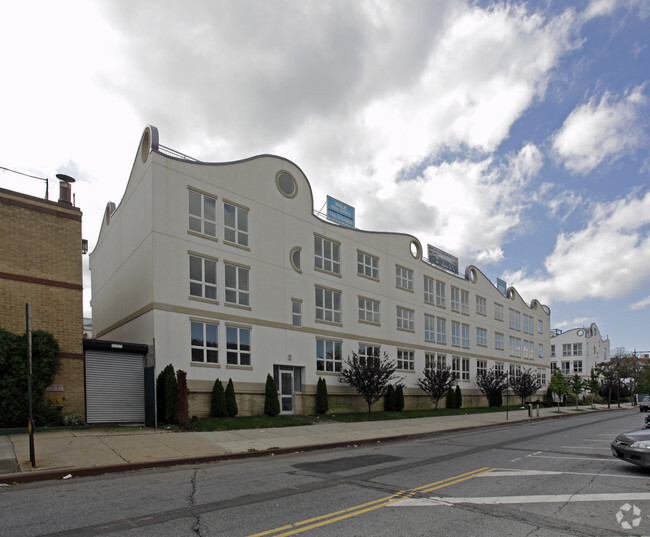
2,409,648,537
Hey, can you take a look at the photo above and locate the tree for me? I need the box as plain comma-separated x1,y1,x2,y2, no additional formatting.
596,360,618,409
395,385,405,412
316,377,329,415
586,368,601,409
174,370,190,428
164,366,178,423
509,367,541,406
338,352,399,413
548,369,570,413
383,384,396,411
445,387,455,409
0,328,60,427
569,374,585,410
475,367,508,407
264,374,280,416
156,365,173,424
454,385,463,409
210,378,227,417
416,366,456,410
225,378,238,417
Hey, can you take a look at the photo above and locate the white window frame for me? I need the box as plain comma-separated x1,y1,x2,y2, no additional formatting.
359,344,380,367
191,321,218,363
226,325,251,366
224,263,250,306
436,280,446,308
476,327,487,346
357,250,379,280
314,235,341,275
451,321,461,346
188,189,217,238
461,290,470,315
495,332,504,350
397,306,415,331
462,357,470,381
223,201,249,247
461,323,470,348
477,359,487,377
316,338,342,372
424,275,435,304
494,303,504,321
316,286,342,324
573,360,583,373
437,317,447,344
291,299,302,327
397,349,415,371
476,296,487,316
451,286,460,312
189,254,217,300
396,265,414,291
358,296,380,325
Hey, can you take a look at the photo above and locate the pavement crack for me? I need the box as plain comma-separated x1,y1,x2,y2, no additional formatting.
189,469,207,537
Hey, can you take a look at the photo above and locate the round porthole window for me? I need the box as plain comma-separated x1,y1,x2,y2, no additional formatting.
276,171,298,198
409,240,422,260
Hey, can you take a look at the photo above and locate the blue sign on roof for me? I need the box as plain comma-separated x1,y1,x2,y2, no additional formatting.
327,196,355,228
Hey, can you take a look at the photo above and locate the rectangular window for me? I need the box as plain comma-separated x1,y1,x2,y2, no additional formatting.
225,263,250,306
551,344,556,358
189,254,217,300
425,353,446,372
436,280,446,308
509,309,521,330
538,319,544,334
451,321,461,346
477,327,487,346
190,321,218,363
397,306,415,331
495,332,504,350
437,317,447,344
226,325,251,366
397,349,415,371
524,314,534,335
562,344,571,357
538,368,547,386
477,359,487,377
316,286,342,323
189,189,217,237
451,356,461,378
451,286,460,311
396,265,414,291
561,361,570,375
538,344,544,358
523,340,534,359
509,336,516,356
461,323,470,347
476,296,486,315
291,299,302,327
357,251,379,280
358,344,380,367
551,361,557,371
461,290,469,314
358,297,380,324
223,202,249,247
510,364,522,380
508,336,521,357
495,362,504,374
314,235,341,275
462,358,470,381
573,360,583,373
424,314,436,342
316,338,342,372
424,275,435,304
494,303,504,321
573,343,583,355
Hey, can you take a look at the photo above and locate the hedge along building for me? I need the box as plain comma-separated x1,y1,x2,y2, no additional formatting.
0,178,86,419
89,126,551,416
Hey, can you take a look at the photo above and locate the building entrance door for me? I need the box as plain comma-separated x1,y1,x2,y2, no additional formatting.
279,368,294,414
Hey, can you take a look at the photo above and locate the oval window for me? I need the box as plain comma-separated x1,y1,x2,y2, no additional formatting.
276,171,297,198
290,247,302,273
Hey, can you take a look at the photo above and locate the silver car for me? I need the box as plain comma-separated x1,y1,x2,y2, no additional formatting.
611,430,650,468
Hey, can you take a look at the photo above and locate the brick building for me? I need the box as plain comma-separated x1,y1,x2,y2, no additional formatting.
0,180,85,419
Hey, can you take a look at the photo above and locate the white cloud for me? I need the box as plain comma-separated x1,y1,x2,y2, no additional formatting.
553,317,594,330
630,296,650,311
552,85,647,175
506,189,650,304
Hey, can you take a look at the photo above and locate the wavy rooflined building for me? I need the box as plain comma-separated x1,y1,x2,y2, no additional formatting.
90,126,551,416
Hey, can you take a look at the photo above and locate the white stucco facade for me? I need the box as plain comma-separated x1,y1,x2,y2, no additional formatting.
90,126,552,415
550,322,610,379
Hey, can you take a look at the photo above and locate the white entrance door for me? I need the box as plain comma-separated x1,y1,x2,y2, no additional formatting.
279,369,294,414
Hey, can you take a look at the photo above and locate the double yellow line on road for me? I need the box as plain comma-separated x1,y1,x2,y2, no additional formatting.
248,467,494,537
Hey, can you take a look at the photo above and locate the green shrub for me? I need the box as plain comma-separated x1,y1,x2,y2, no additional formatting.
210,379,227,418
445,388,455,409
395,385,405,412
175,370,190,428
63,411,84,427
165,366,178,423
383,384,396,411
264,374,280,416
0,328,60,427
316,377,329,415
225,378,238,417
454,385,463,409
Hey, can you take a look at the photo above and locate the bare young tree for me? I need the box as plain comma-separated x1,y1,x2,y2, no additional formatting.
476,366,508,407
509,367,541,406
416,365,455,409
339,352,400,413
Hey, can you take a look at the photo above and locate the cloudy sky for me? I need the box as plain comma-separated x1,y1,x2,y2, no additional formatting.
1,0,648,353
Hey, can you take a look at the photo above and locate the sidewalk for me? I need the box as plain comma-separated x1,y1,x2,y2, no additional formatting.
0,405,627,485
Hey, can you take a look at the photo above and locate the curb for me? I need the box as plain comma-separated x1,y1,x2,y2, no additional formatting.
1,409,619,486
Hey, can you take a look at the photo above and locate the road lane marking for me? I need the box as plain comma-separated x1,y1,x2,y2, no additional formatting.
395,492,650,507
480,468,648,479
246,467,493,537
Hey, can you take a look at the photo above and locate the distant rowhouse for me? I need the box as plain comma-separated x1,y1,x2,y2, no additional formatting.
550,322,610,379
89,126,552,416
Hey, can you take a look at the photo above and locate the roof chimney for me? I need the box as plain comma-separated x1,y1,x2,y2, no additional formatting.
56,173,76,205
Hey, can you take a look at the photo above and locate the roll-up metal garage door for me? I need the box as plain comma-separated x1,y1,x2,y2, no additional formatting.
85,351,145,424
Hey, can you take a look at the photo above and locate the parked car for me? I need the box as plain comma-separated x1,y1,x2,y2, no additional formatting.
611,429,650,468
639,395,650,412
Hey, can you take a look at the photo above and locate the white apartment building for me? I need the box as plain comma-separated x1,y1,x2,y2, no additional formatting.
90,126,551,416
550,323,610,379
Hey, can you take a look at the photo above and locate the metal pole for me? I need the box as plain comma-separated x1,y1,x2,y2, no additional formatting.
26,303,35,467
